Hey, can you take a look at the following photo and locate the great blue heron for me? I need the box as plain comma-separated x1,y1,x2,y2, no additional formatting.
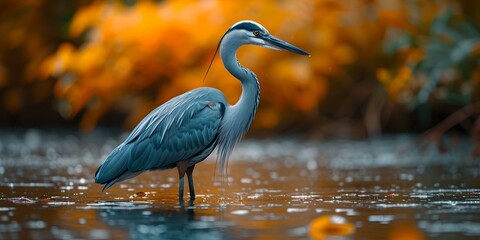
95,20,310,201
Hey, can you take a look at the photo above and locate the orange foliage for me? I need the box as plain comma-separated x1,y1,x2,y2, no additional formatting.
0,1,55,114
40,0,346,131
39,0,465,131
377,66,413,102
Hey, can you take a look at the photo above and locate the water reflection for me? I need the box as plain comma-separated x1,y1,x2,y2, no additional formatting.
95,201,234,240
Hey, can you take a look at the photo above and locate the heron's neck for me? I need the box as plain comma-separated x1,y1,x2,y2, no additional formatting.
220,43,260,120
216,37,261,173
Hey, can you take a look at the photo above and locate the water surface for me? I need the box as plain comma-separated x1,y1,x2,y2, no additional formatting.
0,130,479,239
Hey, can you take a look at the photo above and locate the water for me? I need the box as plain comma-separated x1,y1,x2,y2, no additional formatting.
0,129,479,239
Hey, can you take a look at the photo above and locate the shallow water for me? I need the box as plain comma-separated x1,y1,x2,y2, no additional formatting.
0,129,479,239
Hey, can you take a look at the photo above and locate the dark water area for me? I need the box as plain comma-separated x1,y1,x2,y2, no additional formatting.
0,129,479,239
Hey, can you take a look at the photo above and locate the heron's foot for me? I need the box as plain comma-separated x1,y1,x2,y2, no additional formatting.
178,192,194,202
178,198,195,209
178,195,194,202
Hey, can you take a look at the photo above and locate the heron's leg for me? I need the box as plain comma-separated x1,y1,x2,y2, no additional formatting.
186,165,196,200
176,160,189,201
178,175,185,201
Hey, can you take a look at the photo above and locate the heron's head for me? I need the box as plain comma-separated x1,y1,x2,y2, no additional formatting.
204,20,310,81
221,20,310,56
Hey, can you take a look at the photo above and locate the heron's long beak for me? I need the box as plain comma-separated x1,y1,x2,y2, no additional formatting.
262,34,310,56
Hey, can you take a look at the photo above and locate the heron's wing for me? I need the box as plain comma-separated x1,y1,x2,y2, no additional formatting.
125,88,224,145
95,88,226,187
127,101,225,171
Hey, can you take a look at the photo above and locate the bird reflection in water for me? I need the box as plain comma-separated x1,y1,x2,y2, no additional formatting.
96,200,233,240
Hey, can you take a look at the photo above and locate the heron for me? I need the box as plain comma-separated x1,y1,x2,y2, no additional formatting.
95,20,310,201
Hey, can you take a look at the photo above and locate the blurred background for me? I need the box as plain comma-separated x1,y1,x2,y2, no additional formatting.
1,0,479,141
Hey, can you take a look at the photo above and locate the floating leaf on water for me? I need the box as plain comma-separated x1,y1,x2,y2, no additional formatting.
309,215,355,239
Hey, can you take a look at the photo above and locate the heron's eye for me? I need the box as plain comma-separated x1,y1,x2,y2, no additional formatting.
253,30,260,36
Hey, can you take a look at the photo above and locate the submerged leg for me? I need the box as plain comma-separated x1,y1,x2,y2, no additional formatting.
186,165,196,200
176,160,189,201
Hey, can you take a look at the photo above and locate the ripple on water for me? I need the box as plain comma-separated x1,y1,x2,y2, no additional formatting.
335,208,359,216
247,193,263,199
291,195,320,200
1,183,54,188
89,229,110,239
418,221,480,235
47,201,75,206
240,178,253,184
376,203,420,208
287,208,309,213
25,221,47,229
136,224,167,235
10,197,36,204
368,215,395,224
77,201,152,210
0,222,21,233
0,207,15,212
231,209,249,215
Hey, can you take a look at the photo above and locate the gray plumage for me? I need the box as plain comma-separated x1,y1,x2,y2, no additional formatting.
95,20,310,200
95,88,226,191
